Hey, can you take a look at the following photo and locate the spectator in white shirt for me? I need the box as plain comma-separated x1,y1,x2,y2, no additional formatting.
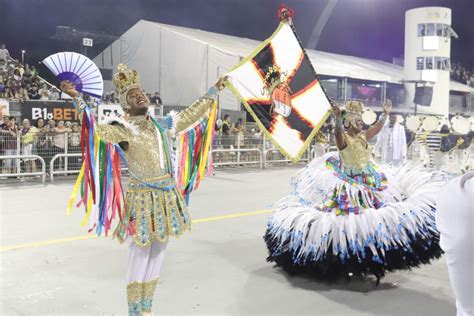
0,44,11,68
52,120,70,170
375,114,407,166
39,83,50,100
49,87,60,100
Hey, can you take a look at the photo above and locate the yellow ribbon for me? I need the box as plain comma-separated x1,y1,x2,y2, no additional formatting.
183,134,189,186
198,101,217,179
67,162,85,215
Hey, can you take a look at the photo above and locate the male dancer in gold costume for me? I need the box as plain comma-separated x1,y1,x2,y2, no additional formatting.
61,65,227,315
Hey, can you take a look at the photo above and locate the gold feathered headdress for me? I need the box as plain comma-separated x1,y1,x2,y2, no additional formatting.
112,64,142,109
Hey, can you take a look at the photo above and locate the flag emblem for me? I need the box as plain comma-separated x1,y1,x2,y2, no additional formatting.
227,21,332,162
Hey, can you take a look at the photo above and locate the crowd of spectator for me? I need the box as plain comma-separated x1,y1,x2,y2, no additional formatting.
0,44,61,102
450,62,474,87
0,112,262,177
215,115,248,148
101,91,120,104
0,41,166,177
0,109,82,176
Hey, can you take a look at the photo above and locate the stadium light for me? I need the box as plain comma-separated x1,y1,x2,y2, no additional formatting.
307,0,339,49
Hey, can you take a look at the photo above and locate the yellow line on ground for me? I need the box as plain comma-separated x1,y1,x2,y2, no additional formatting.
0,209,272,252
192,209,272,223
0,235,97,252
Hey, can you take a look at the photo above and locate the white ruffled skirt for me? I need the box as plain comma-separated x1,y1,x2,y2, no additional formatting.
264,152,446,280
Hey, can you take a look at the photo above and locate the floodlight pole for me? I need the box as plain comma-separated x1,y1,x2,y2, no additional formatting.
307,0,339,49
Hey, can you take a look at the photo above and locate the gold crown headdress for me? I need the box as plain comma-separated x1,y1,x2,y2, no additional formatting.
343,100,364,128
345,100,364,114
112,63,142,109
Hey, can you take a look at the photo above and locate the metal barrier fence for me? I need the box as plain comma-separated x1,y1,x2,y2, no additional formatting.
49,153,82,182
0,154,46,183
1,131,84,182
0,131,81,171
0,132,329,182
2,132,318,165
212,148,263,168
49,153,128,182
10,131,470,183
212,134,317,168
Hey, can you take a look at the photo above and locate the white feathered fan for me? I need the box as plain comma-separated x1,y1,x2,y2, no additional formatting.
42,52,104,99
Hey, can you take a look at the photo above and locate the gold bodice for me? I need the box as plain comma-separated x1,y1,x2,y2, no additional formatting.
96,116,169,180
339,132,372,174
78,96,214,180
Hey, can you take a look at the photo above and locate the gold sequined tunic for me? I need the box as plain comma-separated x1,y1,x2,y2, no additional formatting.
77,96,214,247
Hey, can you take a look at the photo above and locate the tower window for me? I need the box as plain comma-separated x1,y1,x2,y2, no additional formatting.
417,57,424,70
418,23,453,38
416,57,451,71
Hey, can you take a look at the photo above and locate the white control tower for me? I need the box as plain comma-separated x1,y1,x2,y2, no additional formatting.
404,7,457,117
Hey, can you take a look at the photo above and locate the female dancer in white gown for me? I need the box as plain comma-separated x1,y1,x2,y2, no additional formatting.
265,100,446,283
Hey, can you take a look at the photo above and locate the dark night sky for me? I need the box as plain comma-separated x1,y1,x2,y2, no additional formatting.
1,0,473,70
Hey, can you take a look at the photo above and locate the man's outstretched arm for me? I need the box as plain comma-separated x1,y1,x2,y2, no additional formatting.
175,77,227,133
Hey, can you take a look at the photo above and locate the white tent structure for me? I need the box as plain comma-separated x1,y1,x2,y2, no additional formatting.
93,20,473,113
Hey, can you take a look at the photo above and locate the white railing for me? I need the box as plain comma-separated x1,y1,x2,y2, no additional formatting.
263,148,311,167
49,153,128,182
0,155,46,183
49,153,82,182
263,148,291,165
211,148,263,169
1,134,342,184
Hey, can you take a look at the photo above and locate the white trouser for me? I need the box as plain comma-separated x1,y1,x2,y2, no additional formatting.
452,149,469,173
127,239,168,316
436,173,474,316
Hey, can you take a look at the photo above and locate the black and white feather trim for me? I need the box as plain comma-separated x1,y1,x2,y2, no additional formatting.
264,153,447,281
